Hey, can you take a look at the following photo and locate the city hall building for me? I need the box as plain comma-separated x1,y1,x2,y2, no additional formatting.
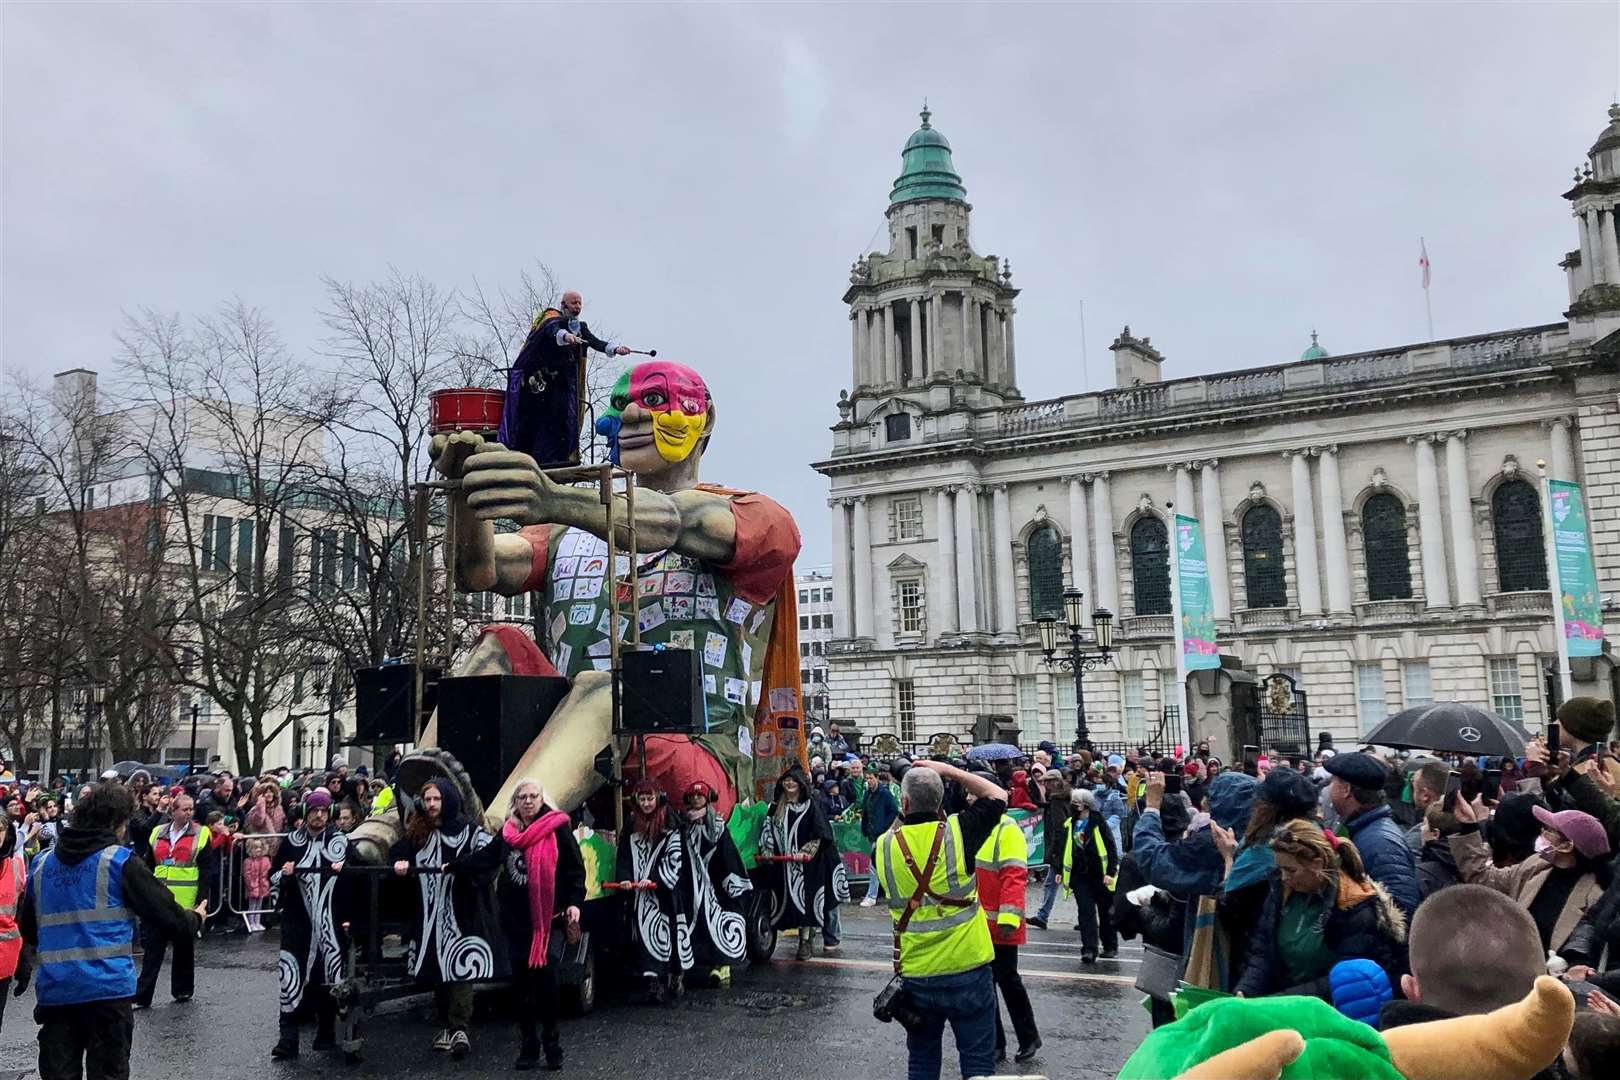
813,105,1620,751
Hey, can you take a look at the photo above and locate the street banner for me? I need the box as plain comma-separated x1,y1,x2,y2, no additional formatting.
1549,480,1604,658
1175,514,1221,672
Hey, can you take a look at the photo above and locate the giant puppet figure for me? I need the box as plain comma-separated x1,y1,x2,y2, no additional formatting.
416,358,801,825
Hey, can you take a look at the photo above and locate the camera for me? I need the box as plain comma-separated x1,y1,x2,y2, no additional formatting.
873,974,924,1028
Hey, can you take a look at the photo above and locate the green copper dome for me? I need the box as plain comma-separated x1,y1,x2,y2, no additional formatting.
1300,330,1329,361
889,105,967,206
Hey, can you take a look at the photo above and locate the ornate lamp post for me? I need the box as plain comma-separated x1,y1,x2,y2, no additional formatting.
1036,588,1115,752
187,699,201,777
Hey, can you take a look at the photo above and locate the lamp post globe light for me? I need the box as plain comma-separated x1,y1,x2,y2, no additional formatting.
1036,588,1115,753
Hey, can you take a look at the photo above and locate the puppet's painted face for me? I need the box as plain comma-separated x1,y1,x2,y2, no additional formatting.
596,360,711,470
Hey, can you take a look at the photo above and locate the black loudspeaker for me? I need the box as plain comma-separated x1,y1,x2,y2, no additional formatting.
435,675,572,802
619,649,701,734
353,664,442,744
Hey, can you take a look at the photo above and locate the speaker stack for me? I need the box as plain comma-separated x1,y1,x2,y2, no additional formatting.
434,675,572,801
353,664,442,744
617,648,702,735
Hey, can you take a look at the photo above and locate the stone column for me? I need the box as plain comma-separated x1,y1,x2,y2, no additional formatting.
866,309,880,386
851,495,875,639
882,304,896,386
1549,416,1576,481
961,294,978,376
829,498,853,638
1444,431,1481,607
1197,460,1231,619
1288,450,1323,615
991,484,1017,637
855,310,868,386
934,487,959,635
1602,209,1620,285
1066,476,1091,621
1317,447,1352,614
1173,463,1197,532
997,306,1010,386
1091,472,1119,615
987,309,1004,385
955,483,981,632
1578,212,1597,291
907,296,922,385
933,293,946,382
1411,435,1452,608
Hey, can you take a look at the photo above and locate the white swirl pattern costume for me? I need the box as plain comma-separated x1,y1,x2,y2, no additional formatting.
272,826,349,1013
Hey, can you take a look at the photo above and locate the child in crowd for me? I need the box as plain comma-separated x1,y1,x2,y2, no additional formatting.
241,836,271,932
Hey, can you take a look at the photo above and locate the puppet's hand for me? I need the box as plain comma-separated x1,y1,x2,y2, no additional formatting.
462,444,565,526
430,431,485,481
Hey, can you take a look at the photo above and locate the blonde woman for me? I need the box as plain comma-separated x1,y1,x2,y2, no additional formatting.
1233,819,1406,999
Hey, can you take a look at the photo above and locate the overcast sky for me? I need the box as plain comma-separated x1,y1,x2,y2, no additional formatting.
4,2,1617,566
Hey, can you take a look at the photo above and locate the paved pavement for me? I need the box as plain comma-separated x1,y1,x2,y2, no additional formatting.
0,904,1152,1078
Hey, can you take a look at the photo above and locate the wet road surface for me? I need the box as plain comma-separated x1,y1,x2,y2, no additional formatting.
0,904,1151,1078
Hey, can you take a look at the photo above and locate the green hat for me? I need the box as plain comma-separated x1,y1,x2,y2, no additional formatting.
1119,995,1401,1080
1556,697,1614,745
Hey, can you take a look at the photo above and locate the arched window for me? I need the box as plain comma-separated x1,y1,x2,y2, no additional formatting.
1492,480,1548,591
1026,524,1064,619
1241,505,1286,608
1362,494,1413,601
1130,517,1171,616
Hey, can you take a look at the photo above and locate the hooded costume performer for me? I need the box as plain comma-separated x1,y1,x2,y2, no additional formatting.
616,781,692,983
272,792,351,1018
389,777,507,985
499,307,619,467
676,782,751,969
759,767,847,933
1117,976,1575,1080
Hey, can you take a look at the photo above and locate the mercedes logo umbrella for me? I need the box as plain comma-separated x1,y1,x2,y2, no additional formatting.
1361,701,1529,757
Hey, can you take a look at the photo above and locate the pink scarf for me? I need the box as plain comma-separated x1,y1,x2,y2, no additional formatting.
503,810,571,969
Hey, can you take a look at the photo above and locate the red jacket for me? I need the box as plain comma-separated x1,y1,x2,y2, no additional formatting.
974,814,1029,946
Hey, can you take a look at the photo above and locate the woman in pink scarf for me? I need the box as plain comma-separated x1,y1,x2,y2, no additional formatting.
453,779,582,1070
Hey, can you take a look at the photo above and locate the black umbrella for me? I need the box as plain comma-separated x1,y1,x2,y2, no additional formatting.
1362,702,1527,757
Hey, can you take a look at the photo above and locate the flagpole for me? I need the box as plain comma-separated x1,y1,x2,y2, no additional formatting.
1538,460,1574,708
1421,237,1434,340
1167,502,1191,751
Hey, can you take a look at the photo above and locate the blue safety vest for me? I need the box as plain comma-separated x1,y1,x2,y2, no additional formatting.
30,845,136,1006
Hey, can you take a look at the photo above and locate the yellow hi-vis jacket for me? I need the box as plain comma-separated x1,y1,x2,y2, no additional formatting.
874,816,994,978
149,822,212,909
1060,815,1117,894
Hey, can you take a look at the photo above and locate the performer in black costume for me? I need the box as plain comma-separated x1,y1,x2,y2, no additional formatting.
676,781,751,984
760,766,847,960
498,289,631,466
390,777,507,1059
449,779,583,1072
271,790,348,1060
614,780,690,1002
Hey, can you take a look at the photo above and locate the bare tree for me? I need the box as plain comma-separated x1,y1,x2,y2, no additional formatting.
119,302,339,774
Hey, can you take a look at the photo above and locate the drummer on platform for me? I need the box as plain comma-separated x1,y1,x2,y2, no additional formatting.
500,290,632,466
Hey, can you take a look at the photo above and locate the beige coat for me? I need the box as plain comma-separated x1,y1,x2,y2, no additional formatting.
1447,829,1604,952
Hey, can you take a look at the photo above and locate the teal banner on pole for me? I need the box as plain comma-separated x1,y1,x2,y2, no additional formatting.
1175,514,1221,671
1550,480,1604,658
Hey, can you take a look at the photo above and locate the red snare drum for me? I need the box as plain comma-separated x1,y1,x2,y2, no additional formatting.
429,388,506,436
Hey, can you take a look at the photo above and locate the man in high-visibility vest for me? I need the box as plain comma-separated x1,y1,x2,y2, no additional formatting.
19,782,204,1080
969,773,1041,1065
873,759,1007,1080
136,793,211,1008
1060,787,1119,964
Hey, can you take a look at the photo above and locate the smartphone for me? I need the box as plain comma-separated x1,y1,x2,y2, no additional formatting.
1442,771,1462,811
1163,772,1183,795
1241,745,1260,776
1547,721,1561,758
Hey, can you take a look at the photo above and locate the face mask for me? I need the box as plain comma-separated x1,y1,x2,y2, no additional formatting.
1534,835,1561,862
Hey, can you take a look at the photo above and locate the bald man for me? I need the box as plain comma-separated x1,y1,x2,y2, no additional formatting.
499,290,632,466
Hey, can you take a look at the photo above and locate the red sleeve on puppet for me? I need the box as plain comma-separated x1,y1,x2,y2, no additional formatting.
718,492,801,604
517,525,552,593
